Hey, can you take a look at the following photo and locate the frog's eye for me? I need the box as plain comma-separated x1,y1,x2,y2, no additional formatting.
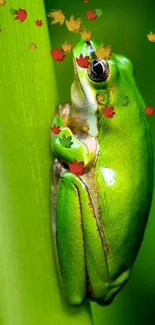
87,59,109,82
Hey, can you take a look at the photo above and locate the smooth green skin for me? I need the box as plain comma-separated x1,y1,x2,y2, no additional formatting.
51,39,154,306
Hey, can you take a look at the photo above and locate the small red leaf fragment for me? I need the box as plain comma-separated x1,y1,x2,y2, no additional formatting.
145,106,155,116
50,47,66,62
35,19,43,26
76,53,90,68
102,105,115,118
14,9,27,22
86,9,97,20
51,124,61,134
84,0,89,3
69,159,86,176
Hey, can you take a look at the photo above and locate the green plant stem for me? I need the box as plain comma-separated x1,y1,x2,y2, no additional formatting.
0,1,93,324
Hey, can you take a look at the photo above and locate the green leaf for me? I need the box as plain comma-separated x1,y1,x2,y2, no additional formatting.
9,8,16,15
59,134,73,148
95,9,103,17
0,0,93,324
119,96,130,106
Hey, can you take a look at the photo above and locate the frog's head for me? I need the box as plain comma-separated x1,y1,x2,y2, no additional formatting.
71,38,119,109
71,38,121,136
71,38,136,137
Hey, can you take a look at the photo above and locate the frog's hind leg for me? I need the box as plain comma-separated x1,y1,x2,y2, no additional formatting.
56,171,109,305
56,174,86,305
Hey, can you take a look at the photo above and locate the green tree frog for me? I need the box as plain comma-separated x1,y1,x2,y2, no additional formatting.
50,38,154,306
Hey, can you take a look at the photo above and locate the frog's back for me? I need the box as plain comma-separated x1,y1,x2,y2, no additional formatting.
95,53,154,303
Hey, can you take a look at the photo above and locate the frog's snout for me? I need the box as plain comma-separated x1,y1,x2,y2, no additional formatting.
86,40,97,59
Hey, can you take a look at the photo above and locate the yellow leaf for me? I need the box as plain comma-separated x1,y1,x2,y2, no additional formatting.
47,9,65,25
96,92,104,103
96,43,112,60
80,28,92,41
66,15,82,33
108,87,115,93
62,41,72,52
0,0,6,5
147,31,155,42
82,125,89,132
29,43,37,50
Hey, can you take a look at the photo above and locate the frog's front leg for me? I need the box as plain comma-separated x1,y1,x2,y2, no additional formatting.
51,103,97,171
52,102,71,128
51,127,95,171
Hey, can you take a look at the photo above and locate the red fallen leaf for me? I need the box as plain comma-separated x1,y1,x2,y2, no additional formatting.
69,159,86,176
50,47,66,62
145,106,155,116
35,19,43,26
14,9,27,22
86,9,97,20
51,124,61,134
102,105,115,118
84,0,89,3
76,53,90,68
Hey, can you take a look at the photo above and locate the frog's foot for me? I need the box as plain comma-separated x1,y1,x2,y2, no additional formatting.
51,127,96,170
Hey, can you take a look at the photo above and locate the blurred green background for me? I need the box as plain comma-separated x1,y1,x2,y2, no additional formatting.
44,0,155,324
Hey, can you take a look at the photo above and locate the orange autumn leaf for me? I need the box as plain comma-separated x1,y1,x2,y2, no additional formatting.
80,28,92,41
0,0,6,5
69,159,86,176
96,43,112,60
108,87,116,93
50,47,66,62
62,41,72,52
66,15,82,33
82,125,89,132
102,105,115,118
29,43,37,50
145,106,155,115
96,92,104,103
76,53,90,68
47,9,65,25
147,32,155,42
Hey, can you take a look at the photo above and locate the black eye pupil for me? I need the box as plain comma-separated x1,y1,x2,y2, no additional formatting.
93,61,103,76
87,59,109,82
